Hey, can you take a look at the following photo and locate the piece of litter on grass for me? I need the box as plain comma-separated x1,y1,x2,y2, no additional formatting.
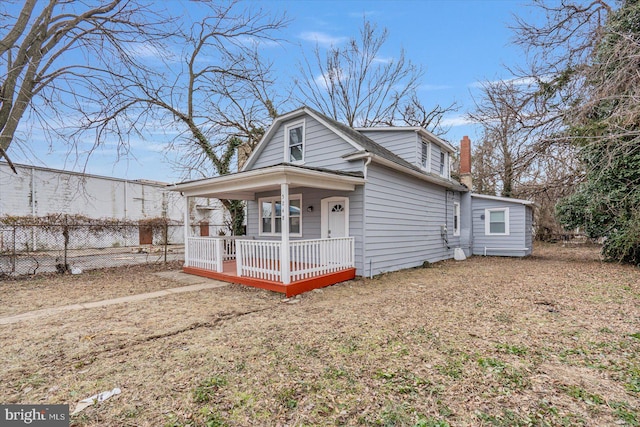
71,266,83,274
71,387,121,415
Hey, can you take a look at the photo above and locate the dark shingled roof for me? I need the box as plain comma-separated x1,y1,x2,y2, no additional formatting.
301,106,466,191
303,106,417,168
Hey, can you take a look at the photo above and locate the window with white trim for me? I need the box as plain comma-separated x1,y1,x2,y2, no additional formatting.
453,202,460,236
259,195,302,236
420,140,429,170
485,208,509,235
439,151,447,176
285,120,305,164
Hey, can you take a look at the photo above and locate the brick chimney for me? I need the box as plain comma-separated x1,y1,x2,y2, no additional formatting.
459,136,472,190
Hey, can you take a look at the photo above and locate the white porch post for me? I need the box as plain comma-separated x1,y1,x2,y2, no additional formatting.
236,240,243,276
183,195,190,267
215,238,224,272
280,183,290,284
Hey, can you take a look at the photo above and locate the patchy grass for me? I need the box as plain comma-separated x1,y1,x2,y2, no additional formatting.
0,243,638,426
0,261,183,316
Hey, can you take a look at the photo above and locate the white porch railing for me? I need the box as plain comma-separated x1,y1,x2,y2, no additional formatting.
186,236,239,271
187,237,355,283
235,237,355,283
289,237,355,281
236,240,282,282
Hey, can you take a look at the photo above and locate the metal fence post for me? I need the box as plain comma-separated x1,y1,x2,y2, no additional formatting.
163,221,168,264
11,226,16,273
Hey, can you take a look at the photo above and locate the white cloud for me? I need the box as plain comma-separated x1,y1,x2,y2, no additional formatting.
299,31,348,47
126,42,176,62
237,35,282,49
314,73,329,90
372,56,393,64
313,65,346,90
469,75,551,89
441,115,476,127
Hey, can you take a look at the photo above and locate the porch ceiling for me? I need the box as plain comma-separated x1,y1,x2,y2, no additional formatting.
169,164,365,200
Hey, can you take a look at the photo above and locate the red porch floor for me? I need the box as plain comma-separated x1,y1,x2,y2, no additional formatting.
183,260,356,297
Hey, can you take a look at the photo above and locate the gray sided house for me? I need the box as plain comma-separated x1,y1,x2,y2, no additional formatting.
172,106,533,296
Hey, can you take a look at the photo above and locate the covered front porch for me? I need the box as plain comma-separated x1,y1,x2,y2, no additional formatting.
172,164,364,296
184,236,355,296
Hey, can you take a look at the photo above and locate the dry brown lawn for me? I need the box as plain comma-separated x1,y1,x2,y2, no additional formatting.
0,243,638,426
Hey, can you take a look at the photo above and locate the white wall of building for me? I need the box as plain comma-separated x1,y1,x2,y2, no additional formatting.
0,162,228,245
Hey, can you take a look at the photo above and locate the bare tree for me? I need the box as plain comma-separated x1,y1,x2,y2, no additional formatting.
83,1,287,234
507,0,612,145
499,0,631,243
0,0,171,171
390,94,458,136
295,19,455,132
468,80,539,198
468,76,582,237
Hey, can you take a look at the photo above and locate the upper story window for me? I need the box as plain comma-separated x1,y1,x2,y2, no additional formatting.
485,208,509,235
439,152,447,176
285,120,305,164
259,194,302,236
420,140,429,170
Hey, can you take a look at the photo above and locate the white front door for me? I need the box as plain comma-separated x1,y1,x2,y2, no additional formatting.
321,197,349,238
328,201,346,238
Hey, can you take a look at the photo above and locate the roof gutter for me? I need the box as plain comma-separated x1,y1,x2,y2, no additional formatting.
169,164,366,196
470,193,536,206
344,152,467,191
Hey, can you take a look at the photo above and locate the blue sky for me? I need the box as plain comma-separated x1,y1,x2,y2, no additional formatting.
14,0,533,183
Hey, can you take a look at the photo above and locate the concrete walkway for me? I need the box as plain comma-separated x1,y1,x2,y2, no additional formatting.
0,271,229,326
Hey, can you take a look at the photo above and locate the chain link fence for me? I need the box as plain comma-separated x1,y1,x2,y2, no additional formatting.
0,218,185,278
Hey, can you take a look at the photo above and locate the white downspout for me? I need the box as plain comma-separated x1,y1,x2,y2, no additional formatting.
363,155,372,180
280,183,290,284
362,155,372,278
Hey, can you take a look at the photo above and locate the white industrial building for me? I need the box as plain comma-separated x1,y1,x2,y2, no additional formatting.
0,161,226,250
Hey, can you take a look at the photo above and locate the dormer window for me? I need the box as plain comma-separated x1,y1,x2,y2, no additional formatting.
420,140,429,170
285,120,305,164
438,151,450,178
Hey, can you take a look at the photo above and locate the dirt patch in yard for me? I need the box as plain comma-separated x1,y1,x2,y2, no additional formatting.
0,243,638,426
0,261,184,317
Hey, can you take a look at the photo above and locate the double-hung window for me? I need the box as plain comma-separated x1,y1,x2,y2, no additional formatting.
285,120,305,164
259,195,302,236
485,208,509,235
439,152,447,176
420,140,429,170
